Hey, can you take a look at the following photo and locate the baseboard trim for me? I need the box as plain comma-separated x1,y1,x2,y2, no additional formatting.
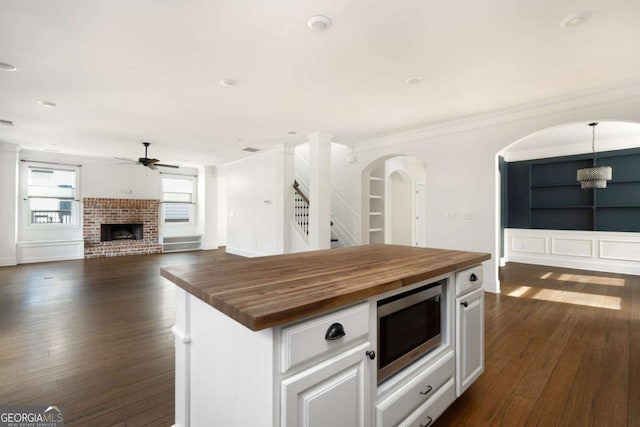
0,256,17,267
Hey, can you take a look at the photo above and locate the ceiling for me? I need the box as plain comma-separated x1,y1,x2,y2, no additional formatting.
1,0,640,166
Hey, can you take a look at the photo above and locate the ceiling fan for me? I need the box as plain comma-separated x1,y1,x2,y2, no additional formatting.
116,142,179,170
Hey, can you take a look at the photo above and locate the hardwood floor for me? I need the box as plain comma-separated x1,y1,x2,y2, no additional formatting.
1,254,638,426
438,262,639,427
0,250,239,427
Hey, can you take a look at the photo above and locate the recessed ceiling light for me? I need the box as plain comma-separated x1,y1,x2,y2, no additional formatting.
220,79,238,87
288,131,297,135
307,15,332,31
561,12,590,28
405,76,423,85
0,62,17,71
242,147,260,152
38,100,57,108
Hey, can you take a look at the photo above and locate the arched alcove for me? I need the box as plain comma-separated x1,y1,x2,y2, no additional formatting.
496,120,640,273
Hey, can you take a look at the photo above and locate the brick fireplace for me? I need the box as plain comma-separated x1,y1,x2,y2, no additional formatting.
83,198,162,258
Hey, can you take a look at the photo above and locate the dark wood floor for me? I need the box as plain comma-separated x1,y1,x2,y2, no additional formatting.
1,253,638,426
438,262,639,427
0,250,239,427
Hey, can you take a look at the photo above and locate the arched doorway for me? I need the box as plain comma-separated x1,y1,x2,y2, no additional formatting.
361,155,426,246
388,170,413,245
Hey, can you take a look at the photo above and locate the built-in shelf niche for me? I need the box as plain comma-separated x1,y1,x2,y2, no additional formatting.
368,168,385,243
507,147,640,232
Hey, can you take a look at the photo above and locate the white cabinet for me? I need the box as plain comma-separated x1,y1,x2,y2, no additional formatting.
455,286,484,396
376,351,454,427
281,342,372,427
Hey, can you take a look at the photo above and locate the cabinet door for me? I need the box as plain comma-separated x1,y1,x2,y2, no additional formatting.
456,287,484,396
281,342,372,427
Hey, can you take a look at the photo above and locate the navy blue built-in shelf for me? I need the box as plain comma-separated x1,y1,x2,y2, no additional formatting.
506,147,640,232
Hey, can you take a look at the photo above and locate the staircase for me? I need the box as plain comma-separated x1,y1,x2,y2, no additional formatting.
293,180,309,236
292,181,340,248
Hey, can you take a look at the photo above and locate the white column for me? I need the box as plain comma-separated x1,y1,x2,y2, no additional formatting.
0,142,18,266
308,133,332,250
279,143,295,254
201,165,218,250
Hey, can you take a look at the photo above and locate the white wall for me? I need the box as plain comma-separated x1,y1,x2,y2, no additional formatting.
0,142,18,266
201,165,218,250
217,175,228,247
15,150,202,262
220,145,291,257
336,81,640,293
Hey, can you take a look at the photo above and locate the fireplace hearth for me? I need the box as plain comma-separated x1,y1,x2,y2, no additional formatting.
101,223,143,242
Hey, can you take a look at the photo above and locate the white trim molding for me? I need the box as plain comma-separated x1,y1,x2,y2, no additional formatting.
17,240,84,264
505,228,640,275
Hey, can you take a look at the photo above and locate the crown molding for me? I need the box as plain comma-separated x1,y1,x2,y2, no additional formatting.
355,75,640,153
0,141,20,153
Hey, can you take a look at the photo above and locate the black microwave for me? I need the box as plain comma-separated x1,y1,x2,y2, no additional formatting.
376,279,444,383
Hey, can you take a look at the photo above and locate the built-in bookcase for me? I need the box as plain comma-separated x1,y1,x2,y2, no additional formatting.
507,148,640,232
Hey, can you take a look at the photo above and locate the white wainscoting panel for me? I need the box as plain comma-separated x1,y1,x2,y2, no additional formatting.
551,238,593,258
505,229,640,275
600,239,640,262
17,240,84,264
510,235,546,254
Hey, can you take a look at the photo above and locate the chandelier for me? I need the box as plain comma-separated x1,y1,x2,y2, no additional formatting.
576,122,612,189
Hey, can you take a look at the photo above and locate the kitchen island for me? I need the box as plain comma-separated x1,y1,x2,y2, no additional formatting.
161,244,490,427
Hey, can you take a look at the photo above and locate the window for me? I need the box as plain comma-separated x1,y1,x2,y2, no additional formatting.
162,175,196,223
26,165,78,225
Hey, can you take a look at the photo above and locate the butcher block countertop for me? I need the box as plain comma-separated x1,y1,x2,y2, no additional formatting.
160,244,490,331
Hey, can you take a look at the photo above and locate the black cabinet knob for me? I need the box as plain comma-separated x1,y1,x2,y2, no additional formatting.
461,301,469,308
366,350,376,360
470,273,478,282
325,323,346,341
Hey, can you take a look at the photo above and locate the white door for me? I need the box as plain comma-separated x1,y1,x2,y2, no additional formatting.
281,343,372,427
415,184,426,247
455,287,484,396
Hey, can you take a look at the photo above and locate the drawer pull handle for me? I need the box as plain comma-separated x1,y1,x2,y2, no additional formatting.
470,273,478,282
420,416,433,427
419,385,433,395
461,301,469,308
325,322,346,341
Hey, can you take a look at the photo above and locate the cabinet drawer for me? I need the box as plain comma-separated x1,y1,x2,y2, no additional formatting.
399,377,456,427
376,351,454,427
455,264,483,296
280,302,369,373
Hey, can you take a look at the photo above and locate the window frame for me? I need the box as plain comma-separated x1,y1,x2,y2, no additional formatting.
161,174,197,226
21,161,81,229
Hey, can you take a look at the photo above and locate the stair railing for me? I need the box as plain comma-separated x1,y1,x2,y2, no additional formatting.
293,180,309,236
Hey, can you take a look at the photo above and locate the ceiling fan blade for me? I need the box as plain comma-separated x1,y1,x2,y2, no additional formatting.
155,163,180,169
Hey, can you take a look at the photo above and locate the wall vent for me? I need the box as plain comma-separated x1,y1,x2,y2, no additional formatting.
242,147,260,152
0,119,14,126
